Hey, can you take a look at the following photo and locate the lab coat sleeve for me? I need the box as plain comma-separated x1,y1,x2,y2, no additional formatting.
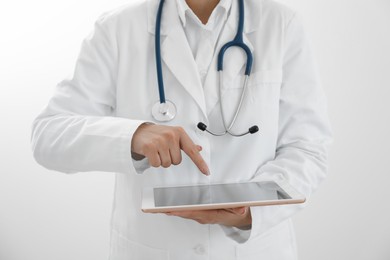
132,157,151,174
247,14,333,241
31,13,147,174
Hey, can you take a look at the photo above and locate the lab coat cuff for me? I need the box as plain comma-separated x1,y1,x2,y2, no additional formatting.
128,122,155,174
219,225,252,244
118,120,150,174
131,157,151,174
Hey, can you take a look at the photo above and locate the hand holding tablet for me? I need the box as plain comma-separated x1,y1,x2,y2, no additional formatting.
165,206,252,228
142,180,305,213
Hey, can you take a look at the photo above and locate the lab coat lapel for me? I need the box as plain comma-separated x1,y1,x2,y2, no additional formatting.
148,0,207,119
203,0,255,116
161,29,207,118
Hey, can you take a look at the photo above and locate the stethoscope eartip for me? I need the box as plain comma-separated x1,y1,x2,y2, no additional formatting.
249,125,259,134
197,122,207,131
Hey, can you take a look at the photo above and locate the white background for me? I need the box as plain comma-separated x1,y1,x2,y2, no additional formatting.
0,0,389,259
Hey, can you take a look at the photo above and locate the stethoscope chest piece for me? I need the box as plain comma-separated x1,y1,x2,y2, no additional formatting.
152,100,177,122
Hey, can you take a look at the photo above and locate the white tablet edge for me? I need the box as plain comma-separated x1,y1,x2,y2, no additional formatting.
141,180,306,213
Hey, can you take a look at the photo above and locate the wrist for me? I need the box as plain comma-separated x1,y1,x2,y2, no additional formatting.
131,122,155,159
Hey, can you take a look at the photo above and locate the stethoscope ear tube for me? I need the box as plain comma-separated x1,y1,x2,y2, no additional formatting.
204,0,257,137
155,0,166,104
197,122,259,136
217,42,253,76
152,0,260,135
152,0,178,122
217,0,253,75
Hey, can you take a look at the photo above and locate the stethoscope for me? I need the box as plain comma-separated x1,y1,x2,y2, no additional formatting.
152,0,259,137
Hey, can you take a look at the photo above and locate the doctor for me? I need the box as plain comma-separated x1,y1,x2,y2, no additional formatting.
31,0,332,259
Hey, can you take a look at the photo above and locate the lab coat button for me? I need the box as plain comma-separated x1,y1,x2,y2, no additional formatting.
199,70,207,77
193,244,206,255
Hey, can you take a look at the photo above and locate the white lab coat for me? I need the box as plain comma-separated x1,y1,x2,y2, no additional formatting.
31,0,332,259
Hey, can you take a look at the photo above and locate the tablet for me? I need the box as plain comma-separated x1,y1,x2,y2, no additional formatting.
141,180,306,213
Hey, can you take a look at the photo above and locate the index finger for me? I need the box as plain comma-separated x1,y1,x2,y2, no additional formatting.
178,129,210,176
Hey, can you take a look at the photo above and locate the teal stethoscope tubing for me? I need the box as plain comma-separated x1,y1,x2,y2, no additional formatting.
153,0,259,136
217,0,253,75
155,0,166,104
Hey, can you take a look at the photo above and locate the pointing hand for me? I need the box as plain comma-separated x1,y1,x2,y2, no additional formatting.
131,123,210,175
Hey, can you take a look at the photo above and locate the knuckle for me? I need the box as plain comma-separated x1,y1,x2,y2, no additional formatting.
172,157,182,165
145,154,160,168
188,146,199,157
150,161,161,168
163,130,176,141
161,160,171,168
143,142,156,152
155,136,165,145
172,159,181,165
175,126,185,134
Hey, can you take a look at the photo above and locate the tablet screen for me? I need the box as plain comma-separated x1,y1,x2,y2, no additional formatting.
154,182,291,207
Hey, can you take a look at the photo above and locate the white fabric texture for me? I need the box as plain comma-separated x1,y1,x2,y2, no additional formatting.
31,0,333,259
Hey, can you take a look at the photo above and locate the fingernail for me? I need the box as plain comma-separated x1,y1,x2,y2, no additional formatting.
203,166,210,176
197,145,203,151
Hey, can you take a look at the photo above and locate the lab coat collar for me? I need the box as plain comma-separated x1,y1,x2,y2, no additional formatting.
147,0,260,36
175,0,232,28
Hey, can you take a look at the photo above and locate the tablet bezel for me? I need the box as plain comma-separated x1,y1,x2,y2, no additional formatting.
141,180,306,213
